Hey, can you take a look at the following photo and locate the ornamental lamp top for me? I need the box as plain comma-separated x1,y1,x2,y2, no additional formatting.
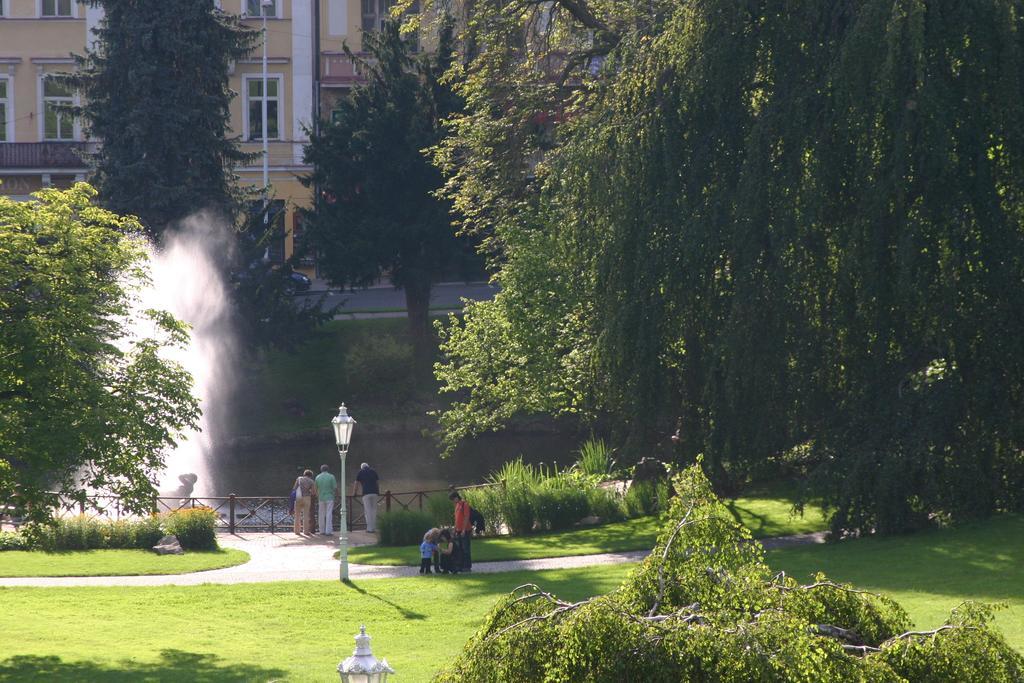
331,403,356,451
338,625,394,683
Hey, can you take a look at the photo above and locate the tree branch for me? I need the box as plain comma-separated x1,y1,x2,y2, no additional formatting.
648,502,695,617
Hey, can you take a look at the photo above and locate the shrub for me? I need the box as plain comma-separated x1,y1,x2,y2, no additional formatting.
163,507,218,550
624,480,670,518
586,487,626,523
133,516,165,548
425,492,454,528
0,531,29,551
52,516,106,550
18,522,55,551
345,336,414,404
534,482,590,531
102,519,137,549
575,438,615,477
463,487,504,535
378,509,434,546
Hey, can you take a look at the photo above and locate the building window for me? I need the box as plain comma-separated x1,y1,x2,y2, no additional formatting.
246,77,281,140
245,0,277,17
41,0,73,17
0,78,10,142
43,78,75,141
362,0,385,32
361,0,419,48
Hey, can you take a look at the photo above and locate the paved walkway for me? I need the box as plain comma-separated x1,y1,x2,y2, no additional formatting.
0,530,826,588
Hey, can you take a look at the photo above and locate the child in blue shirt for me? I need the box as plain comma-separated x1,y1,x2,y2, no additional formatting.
419,538,438,574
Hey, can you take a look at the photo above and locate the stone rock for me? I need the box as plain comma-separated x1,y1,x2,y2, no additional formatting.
632,457,669,483
577,515,602,526
153,535,183,555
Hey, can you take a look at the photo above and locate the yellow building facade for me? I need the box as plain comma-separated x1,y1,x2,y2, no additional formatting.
0,0,390,265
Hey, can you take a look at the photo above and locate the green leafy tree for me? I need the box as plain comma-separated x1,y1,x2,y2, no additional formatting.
65,0,258,236
431,0,1024,531
302,20,466,344
436,465,1024,681
0,185,200,521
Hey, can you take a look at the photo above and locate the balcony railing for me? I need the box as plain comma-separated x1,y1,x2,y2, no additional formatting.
0,142,91,170
320,51,374,86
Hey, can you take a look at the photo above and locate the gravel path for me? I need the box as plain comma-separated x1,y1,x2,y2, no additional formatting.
0,530,826,588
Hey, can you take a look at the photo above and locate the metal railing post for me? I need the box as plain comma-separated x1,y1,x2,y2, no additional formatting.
229,494,236,534
385,490,392,513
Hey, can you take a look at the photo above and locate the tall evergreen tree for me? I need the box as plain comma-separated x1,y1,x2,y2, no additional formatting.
302,20,466,344
67,0,257,236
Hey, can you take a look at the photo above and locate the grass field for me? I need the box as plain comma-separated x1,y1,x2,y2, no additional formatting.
768,514,1024,652
0,564,634,682
349,489,828,565
0,548,250,577
3,516,1021,680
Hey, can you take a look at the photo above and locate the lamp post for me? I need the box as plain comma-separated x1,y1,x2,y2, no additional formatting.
337,625,393,683
331,403,356,581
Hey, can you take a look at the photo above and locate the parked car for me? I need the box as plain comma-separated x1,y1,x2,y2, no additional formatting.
286,271,312,293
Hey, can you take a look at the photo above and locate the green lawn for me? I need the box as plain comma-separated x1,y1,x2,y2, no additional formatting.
0,548,249,577
349,490,828,566
0,564,634,682
768,514,1024,652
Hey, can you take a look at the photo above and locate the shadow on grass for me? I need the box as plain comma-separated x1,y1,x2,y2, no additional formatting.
0,650,286,682
345,580,427,620
768,515,1024,602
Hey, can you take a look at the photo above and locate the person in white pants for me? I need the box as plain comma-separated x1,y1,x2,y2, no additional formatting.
314,464,338,536
354,462,381,533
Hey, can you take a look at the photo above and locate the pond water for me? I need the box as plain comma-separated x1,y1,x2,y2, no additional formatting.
207,431,583,496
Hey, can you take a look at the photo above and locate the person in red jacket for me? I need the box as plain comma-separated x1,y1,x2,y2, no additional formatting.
450,490,473,572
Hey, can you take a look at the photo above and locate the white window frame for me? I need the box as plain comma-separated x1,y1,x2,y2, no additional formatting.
38,0,77,18
242,73,283,141
38,74,79,141
243,0,280,19
0,0,8,19
0,75,12,142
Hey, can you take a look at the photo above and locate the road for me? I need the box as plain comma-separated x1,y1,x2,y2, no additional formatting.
296,281,498,315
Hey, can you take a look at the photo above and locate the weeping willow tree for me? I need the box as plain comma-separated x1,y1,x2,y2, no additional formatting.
430,0,1024,533
435,466,1024,681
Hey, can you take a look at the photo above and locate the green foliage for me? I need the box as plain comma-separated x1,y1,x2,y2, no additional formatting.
378,509,434,546
462,487,505,536
533,485,590,532
63,0,258,235
424,492,455,528
0,186,200,523
54,517,106,551
132,516,166,549
302,19,471,340
344,336,415,405
575,438,615,477
17,515,168,551
467,458,631,535
162,508,218,551
585,488,627,524
429,0,1024,533
623,480,671,519
435,466,1024,681
0,531,29,552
